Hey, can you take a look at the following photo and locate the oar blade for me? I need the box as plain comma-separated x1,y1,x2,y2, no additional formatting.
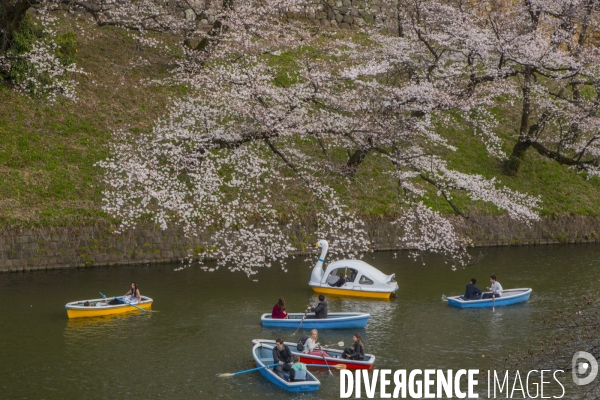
219,373,235,378
304,363,347,369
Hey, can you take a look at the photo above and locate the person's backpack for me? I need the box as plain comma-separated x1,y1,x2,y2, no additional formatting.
297,336,309,351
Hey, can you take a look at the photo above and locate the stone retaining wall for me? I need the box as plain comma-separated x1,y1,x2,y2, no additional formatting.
1,215,600,272
281,0,394,30
186,0,395,31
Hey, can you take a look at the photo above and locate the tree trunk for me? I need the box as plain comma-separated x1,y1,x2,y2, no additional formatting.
504,139,531,176
396,1,404,37
346,148,370,174
1,0,32,52
504,65,532,175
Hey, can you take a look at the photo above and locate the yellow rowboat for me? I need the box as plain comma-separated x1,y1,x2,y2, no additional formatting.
309,240,398,299
65,297,153,318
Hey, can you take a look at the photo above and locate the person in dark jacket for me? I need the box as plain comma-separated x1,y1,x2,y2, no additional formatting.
463,278,482,300
307,295,328,319
331,275,348,287
342,334,365,360
272,338,295,381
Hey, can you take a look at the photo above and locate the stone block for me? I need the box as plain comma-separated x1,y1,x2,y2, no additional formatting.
343,15,354,24
339,22,350,29
320,19,330,27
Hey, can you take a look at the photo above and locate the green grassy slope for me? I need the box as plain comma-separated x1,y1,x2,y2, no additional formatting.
1,21,598,228
0,20,184,227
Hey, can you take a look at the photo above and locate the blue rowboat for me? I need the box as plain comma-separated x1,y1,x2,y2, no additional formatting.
252,343,320,392
447,288,532,308
261,312,370,329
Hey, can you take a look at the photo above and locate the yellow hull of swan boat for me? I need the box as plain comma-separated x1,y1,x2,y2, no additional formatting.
310,286,395,299
65,297,153,318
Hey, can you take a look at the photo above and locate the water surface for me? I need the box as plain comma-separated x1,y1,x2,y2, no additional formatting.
1,245,599,399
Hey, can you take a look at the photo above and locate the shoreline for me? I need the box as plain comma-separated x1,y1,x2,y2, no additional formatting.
1,215,599,273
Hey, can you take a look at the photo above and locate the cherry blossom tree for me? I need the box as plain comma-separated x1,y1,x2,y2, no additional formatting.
390,0,600,177
1,0,222,98
490,0,600,177
98,0,542,275
1,0,202,52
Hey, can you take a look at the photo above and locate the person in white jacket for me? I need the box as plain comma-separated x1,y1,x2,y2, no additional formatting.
482,275,503,299
303,329,330,357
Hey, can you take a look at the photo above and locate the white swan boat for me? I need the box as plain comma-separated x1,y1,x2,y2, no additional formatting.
308,240,399,299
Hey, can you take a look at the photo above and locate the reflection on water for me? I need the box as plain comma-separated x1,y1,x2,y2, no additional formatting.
64,313,154,342
1,244,600,399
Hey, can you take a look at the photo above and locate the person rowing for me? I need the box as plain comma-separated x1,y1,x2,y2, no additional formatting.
272,338,295,381
306,294,328,319
303,329,330,357
482,275,503,299
108,282,141,305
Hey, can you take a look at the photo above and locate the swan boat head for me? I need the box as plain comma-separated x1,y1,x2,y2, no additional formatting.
310,240,329,283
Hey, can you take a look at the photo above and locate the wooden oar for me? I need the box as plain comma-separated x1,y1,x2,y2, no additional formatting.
219,363,278,378
100,292,145,313
318,346,334,376
305,364,346,370
293,310,309,335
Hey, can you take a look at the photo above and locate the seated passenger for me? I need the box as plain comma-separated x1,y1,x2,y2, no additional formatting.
271,297,288,319
462,278,482,300
331,275,348,287
347,269,357,282
341,334,365,360
291,356,307,381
